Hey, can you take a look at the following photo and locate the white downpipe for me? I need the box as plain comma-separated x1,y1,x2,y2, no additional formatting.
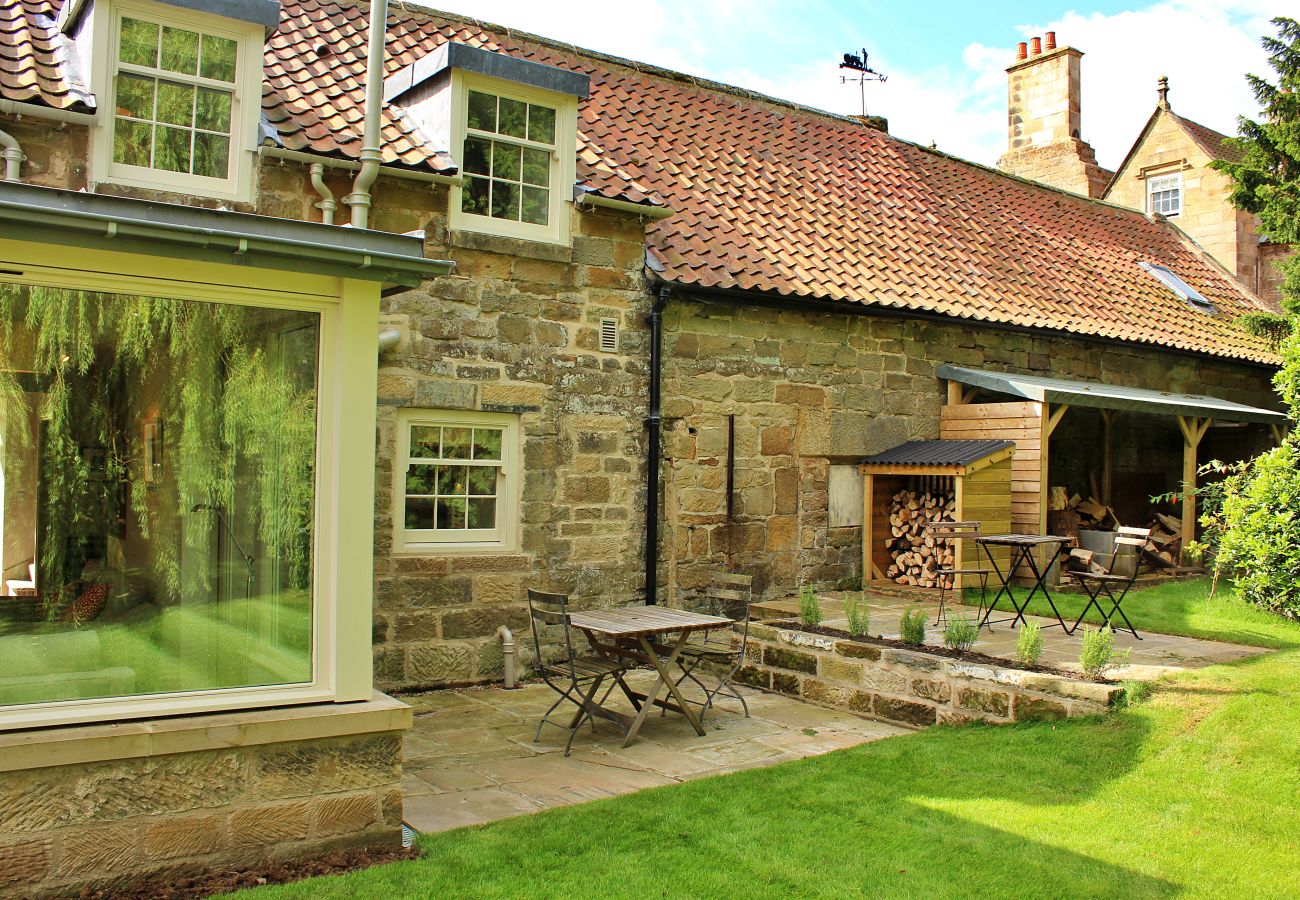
497,626,517,689
0,129,23,182
377,327,400,352
309,163,336,225
345,0,388,229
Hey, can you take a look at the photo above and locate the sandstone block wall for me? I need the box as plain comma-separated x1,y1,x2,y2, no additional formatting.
739,622,1120,728
370,201,654,691
660,294,1278,604
0,732,403,898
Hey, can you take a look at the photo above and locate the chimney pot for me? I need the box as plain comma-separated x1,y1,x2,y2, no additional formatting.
1030,36,1042,56
1016,41,1027,61
1044,31,1056,50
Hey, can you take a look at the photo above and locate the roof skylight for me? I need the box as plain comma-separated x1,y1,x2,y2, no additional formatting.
1139,262,1217,314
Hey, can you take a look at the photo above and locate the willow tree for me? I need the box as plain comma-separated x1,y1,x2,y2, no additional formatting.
0,283,317,612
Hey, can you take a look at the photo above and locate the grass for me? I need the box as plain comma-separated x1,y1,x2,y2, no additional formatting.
962,577,1300,649
237,583,1300,900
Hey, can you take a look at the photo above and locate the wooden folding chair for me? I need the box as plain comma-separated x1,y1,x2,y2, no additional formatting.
926,521,990,628
671,572,753,719
526,589,633,756
1067,526,1150,639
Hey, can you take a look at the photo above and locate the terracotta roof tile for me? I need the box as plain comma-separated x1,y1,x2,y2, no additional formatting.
0,0,92,111
2,1,1278,364
1175,113,1247,165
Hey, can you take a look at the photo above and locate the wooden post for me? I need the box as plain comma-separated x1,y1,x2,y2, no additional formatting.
947,381,972,405
861,468,873,586
1176,415,1210,561
1100,409,1117,507
1038,403,1069,534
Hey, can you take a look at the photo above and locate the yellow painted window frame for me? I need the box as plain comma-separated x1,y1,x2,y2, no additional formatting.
0,238,380,731
448,71,578,246
394,408,521,554
88,0,263,202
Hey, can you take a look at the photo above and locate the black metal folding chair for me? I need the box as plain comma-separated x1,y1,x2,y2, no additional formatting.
526,589,632,755
671,572,752,720
927,521,990,628
1067,526,1151,639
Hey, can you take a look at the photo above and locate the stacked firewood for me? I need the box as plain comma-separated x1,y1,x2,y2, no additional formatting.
885,490,956,587
1143,513,1183,567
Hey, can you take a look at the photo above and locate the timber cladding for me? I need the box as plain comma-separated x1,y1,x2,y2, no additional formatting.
941,401,1043,534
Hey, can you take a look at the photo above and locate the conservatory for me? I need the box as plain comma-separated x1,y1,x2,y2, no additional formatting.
0,182,449,894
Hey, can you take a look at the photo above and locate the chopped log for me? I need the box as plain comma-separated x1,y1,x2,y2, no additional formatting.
1156,512,1181,534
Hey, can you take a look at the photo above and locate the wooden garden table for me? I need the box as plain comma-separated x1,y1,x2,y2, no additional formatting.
975,534,1073,632
568,606,734,747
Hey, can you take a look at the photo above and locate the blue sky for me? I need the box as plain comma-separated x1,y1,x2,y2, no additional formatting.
413,1,1277,167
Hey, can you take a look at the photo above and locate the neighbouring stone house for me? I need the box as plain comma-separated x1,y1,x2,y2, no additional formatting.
998,30,1295,306
0,0,1288,894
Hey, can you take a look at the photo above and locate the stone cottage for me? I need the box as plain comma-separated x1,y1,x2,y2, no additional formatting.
0,0,1286,893
998,30,1295,306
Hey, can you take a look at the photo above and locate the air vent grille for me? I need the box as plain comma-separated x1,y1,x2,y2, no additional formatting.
599,317,619,352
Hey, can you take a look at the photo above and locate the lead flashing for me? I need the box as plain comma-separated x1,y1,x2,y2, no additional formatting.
384,41,590,104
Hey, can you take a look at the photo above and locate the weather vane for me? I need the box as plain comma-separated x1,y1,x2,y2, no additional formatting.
839,48,887,117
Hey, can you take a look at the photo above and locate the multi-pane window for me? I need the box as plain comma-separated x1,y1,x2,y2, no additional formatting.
112,16,238,180
1147,173,1182,217
461,90,557,227
398,411,518,548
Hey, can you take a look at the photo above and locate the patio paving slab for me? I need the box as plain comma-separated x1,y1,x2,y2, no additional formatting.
401,670,910,834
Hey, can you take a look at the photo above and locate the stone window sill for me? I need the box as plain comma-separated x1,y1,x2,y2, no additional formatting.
451,229,573,263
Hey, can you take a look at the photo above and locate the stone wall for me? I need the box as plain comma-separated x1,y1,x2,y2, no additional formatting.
660,294,1279,604
370,201,654,691
0,706,407,898
739,621,1121,728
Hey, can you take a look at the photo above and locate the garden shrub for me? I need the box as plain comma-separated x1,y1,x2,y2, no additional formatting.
899,608,927,646
1015,621,1044,666
798,584,822,626
943,615,978,654
1214,433,1300,618
1079,626,1130,679
844,591,870,637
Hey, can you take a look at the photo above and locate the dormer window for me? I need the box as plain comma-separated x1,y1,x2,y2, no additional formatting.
451,74,576,243
88,1,268,201
1147,173,1182,217
383,43,587,246
113,17,237,179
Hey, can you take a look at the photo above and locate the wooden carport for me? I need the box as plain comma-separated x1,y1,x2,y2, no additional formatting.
936,365,1290,561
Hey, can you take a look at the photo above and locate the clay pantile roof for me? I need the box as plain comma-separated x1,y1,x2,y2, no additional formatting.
0,1,1278,364
1173,113,1247,165
0,0,92,111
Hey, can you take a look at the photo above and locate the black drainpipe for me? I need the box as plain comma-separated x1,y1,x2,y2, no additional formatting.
644,284,670,604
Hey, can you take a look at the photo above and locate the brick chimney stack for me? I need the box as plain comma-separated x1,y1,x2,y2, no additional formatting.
996,33,1109,198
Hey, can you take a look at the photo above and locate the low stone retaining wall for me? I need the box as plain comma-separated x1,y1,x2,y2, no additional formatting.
0,696,410,898
738,622,1120,728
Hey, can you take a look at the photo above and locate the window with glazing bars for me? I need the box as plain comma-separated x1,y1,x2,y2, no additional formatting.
460,90,558,226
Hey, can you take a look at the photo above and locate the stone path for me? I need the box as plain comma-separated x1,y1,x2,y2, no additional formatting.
753,591,1268,680
400,670,908,833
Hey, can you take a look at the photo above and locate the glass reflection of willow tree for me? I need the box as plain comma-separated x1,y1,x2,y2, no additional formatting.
0,284,317,611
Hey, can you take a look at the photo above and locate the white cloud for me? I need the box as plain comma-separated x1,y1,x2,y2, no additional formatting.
402,0,1278,168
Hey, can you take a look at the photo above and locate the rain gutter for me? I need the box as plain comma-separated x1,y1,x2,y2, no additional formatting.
0,181,453,286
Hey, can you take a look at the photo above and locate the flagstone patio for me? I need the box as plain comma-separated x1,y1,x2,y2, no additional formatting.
399,671,908,833
398,589,1266,836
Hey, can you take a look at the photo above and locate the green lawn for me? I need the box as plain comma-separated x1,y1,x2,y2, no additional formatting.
239,582,1300,900
962,576,1300,649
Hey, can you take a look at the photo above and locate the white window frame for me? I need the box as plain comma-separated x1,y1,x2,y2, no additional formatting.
394,409,521,554
0,240,379,731
448,71,577,246
88,0,263,202
1147,172,1182,217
